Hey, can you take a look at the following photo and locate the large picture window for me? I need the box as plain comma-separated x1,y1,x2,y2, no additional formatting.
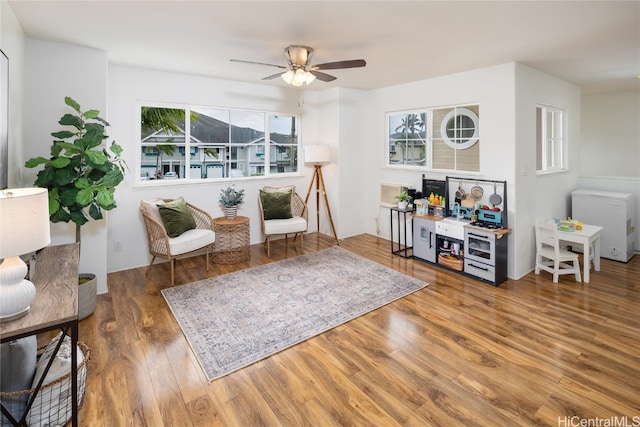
138,105,299,182
387,104,479,172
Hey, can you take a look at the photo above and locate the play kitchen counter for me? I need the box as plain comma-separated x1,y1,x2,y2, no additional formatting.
413,177,510,286
413,214,511,286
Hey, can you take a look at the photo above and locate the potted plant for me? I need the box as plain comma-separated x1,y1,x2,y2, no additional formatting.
219,186,245,220
25,97,126,320
396,191,412,210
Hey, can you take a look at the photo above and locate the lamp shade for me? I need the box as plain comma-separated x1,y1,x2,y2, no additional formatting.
304,145,331,165
0,188,51,258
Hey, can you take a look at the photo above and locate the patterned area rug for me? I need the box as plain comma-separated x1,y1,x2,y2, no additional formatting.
161,246,429,381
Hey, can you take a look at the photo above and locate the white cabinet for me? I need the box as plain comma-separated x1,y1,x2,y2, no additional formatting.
571,189,636,262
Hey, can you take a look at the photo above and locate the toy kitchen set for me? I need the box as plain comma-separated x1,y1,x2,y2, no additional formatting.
413,176,511,286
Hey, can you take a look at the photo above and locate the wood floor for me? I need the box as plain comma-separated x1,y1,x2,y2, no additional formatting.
77,233,640,426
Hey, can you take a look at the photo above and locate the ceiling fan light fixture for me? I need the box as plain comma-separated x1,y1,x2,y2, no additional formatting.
281,69,295,84
293,68,307,85
236,44,365,86
287,45,311,67
305,72,316,85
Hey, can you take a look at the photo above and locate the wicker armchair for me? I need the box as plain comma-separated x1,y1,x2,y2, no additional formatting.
140,198,216,285
258,186,308,258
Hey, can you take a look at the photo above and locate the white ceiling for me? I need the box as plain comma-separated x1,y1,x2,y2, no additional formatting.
8,1,640,93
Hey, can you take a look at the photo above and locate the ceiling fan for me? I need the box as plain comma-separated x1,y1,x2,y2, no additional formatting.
230,45,366,86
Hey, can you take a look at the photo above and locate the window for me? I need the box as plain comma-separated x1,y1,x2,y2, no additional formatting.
536,104,564,173
138,105,299,182
387,105,479,172
439,107,479,150
388,112,426,166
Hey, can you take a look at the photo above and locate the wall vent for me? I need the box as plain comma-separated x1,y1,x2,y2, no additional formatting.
380,182,409,207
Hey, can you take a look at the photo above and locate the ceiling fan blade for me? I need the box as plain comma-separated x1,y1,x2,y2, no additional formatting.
230,59,286,69
312,59,366,70
262,72,286,81
310,70,337,82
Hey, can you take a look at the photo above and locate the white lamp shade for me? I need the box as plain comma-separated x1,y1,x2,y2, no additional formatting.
0,188,51,258
281,69,295,85
304,145,331,165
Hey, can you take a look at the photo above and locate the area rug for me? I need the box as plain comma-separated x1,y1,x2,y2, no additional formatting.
161,245,428,381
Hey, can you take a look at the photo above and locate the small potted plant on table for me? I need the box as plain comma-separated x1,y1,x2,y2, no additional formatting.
396,191,412,210
219,186,245,220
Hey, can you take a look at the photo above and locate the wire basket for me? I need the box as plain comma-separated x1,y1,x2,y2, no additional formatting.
0,341,90,426
438,253,464,271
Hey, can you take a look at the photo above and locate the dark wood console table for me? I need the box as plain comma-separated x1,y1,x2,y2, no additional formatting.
0,243,80,427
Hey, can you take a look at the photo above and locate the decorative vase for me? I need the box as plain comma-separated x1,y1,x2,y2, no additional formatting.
78,273,97,320
224,206,238,220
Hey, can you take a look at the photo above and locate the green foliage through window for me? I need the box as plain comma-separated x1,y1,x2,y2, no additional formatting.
387,105,480,172
138,105,299,182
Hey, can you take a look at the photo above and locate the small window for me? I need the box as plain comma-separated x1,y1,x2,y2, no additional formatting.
440,107,479,150
536,104,564,173
388,112,426,166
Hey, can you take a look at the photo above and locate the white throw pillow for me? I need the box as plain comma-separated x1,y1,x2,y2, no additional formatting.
141,198,165,224
27,333,84,427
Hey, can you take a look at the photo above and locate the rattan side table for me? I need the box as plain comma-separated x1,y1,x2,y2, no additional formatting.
212,216,250,264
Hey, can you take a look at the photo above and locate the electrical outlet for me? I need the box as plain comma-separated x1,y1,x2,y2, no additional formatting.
114,241,122,252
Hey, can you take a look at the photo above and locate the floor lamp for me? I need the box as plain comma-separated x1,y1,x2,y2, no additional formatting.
303,145,339,245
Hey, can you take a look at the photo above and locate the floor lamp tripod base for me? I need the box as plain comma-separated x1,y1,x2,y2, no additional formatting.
304,165,339,245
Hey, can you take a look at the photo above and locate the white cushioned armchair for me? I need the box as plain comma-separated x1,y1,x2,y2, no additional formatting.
258,186,308,258
140,198,216,285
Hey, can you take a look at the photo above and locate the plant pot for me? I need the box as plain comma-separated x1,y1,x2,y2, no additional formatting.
224,206,238,220
397,201,408,210
78,273,97,320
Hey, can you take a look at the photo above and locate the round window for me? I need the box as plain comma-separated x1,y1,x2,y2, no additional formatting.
440,108,479,149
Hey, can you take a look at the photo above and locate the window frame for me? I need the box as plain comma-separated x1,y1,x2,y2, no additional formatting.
136,102,301,185
536,104,565,174
386,111,427,168
386,104,480,173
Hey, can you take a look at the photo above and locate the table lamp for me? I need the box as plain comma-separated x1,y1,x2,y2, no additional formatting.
0,188,51,322
302,144,339,244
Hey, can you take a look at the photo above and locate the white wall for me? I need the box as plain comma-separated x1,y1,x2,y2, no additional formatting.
107,65,314,274
359,63,582,279
513,63,581,278
23,39,110,293
301,87,368,239
362,64,522,275
336,88,368,238
578,89,640,251
1,0,26,188
581,90,639,178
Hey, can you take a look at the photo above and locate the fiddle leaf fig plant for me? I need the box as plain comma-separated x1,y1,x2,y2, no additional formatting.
25,97,127,243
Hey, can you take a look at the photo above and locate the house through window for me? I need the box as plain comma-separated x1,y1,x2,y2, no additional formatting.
138,105,299,182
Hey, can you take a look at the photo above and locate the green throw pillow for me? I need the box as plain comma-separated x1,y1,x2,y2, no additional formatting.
158,197,197,237
260,190,293,220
